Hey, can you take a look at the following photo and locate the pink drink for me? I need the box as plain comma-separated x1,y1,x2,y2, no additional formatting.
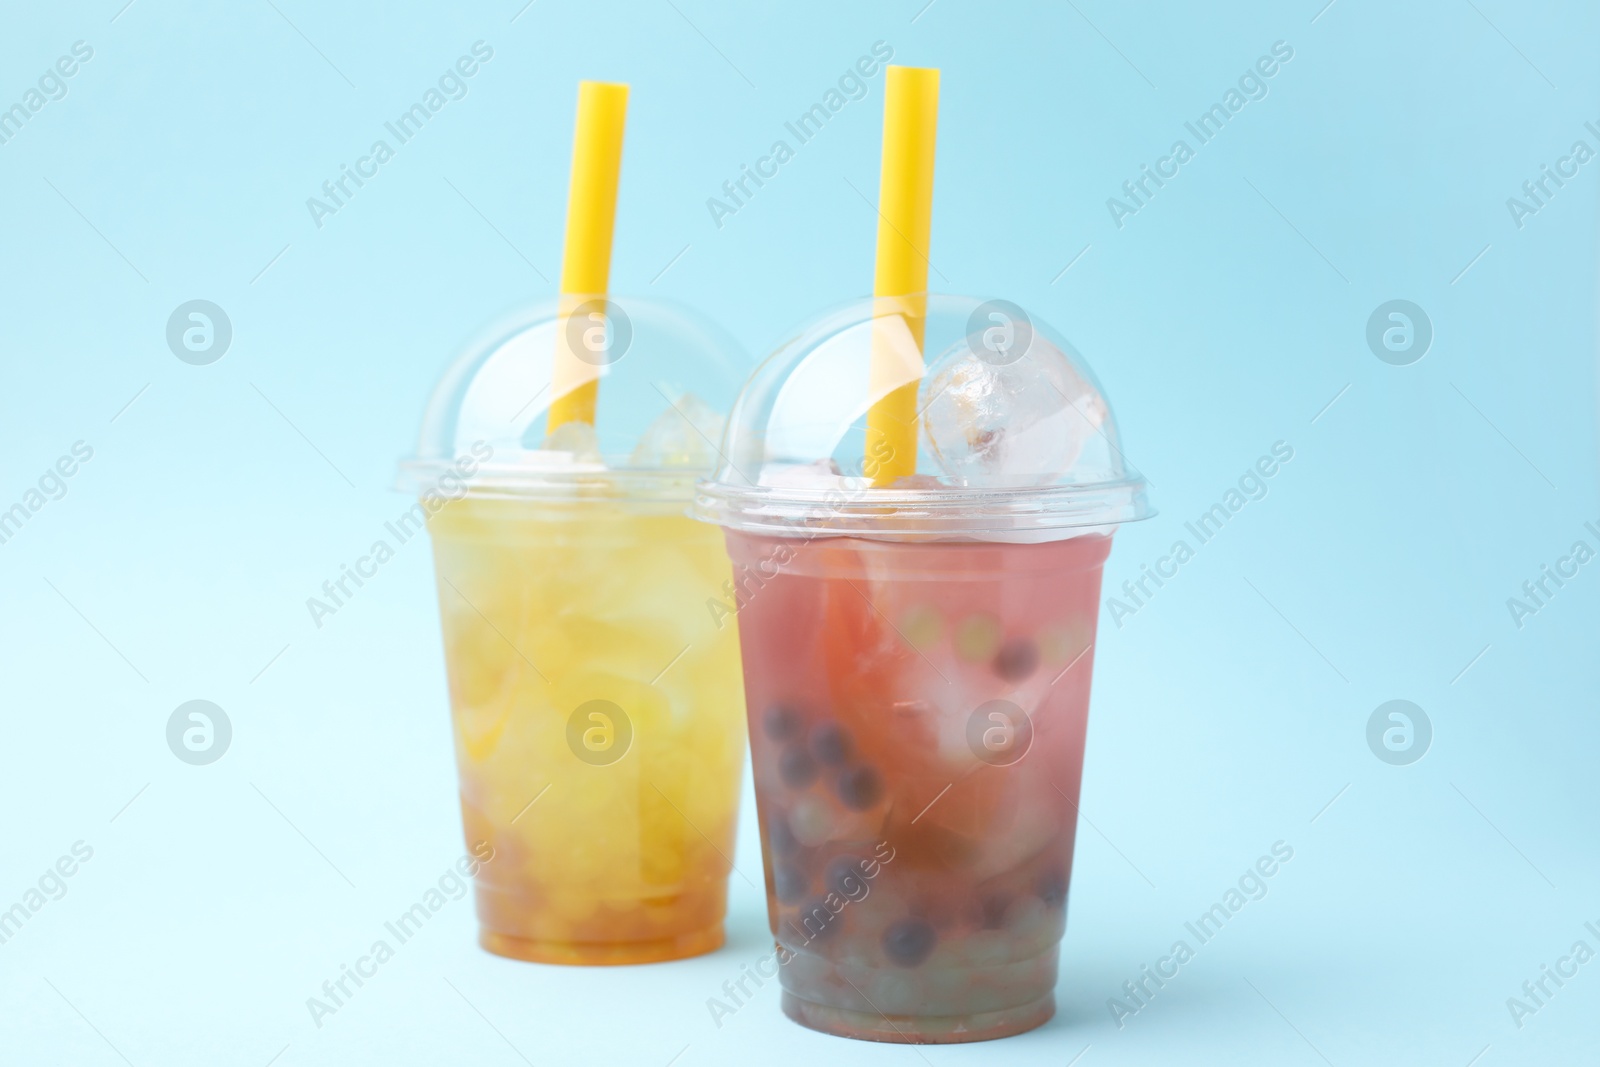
725,529,1110,1043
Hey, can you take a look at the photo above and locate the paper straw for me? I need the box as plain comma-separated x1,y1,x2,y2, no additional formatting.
547,80,629,432
865,65,939,486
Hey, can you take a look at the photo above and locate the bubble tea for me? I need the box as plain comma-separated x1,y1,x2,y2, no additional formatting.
401,295,750,964
400,83,754,966
696,295,1151,1040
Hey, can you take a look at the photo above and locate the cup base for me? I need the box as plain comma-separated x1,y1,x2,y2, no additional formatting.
478,923,724,966
780,989,1055,1044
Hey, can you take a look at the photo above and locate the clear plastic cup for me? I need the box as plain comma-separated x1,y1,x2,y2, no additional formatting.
695,294,1152,1040
400,296,750,965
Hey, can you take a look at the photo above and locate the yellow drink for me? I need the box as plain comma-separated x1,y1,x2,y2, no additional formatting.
425,494,745,965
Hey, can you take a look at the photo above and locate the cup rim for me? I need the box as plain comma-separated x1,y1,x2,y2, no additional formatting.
397,458,703,502
692,475,1152,538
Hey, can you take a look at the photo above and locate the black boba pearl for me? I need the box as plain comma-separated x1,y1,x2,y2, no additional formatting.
763,703,803,741
882,919,937,967
836,765,883,811
810,722,852,766
773,864,807,903
980,894,1011,930
778,744,819,788
767,813,799,857
992,637,1040,682
1036,869,1069,909
824,855,868,897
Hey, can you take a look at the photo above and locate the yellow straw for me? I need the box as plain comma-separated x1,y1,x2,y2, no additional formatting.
865,65,939,486
547,80,629,432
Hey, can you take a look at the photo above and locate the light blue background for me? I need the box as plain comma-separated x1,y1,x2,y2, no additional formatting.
1,1,1596,1064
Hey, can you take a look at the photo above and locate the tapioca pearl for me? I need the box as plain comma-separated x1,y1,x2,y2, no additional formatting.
767,811,799,856
809,721,852,766
835,765,884,811
992,637,1039,682
788,795,834,846
899,604,943,651
954,613,1003,662
778,743,819,788
882,918,938,966
762,703,803,742
773,864,808,904
1035,868,1069,909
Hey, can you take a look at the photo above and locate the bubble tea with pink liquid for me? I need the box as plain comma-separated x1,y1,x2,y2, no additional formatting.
696,296,1151,1042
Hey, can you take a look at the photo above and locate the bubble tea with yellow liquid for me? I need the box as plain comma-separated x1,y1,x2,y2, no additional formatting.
402,294,751,965
402,81,754,965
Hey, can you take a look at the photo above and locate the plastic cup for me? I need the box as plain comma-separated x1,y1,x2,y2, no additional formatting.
401,296,750,965
695,295,1151,1040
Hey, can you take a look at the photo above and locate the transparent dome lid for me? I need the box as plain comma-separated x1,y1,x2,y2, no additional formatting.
694,294,1152,538
399,295,746,501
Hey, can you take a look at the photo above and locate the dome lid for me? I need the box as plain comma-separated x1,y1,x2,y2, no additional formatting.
399,295,746,501
694,294,1152,538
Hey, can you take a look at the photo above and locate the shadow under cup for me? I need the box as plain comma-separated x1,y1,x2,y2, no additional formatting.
725,529,1111,1043
426,493,746,965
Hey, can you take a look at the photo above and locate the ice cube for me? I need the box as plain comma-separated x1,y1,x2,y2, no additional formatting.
630,392,724,469
919,333,1109,487
543,419,603,461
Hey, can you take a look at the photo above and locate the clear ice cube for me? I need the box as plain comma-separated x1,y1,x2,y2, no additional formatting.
630,392,724,469
919,331,1109,487
542,419,603,461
